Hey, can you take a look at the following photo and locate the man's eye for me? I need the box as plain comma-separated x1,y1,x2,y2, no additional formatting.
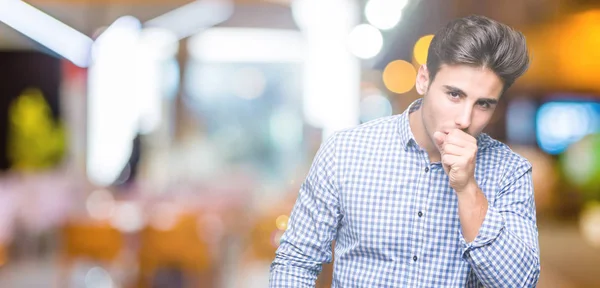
478,101,490,108
448,92,460,98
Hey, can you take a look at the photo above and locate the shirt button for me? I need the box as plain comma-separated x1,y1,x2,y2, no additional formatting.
413,256,418,261
418,211,423,217
424,167,429,172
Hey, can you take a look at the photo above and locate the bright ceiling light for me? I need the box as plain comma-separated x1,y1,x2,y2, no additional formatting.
0,0,93,67
145,0,233,40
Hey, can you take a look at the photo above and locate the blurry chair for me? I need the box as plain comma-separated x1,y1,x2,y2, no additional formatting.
137,212,215,288
59,220,124,287
245,202,333,287
248,213,281,262
0,242,7,268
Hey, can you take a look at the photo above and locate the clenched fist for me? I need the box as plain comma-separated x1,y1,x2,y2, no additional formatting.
433,129,478,193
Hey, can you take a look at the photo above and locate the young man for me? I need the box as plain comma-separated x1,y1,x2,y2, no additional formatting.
270,15,539,287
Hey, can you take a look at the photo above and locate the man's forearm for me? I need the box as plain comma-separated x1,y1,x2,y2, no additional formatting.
460,216,541,287
457,181,488,243
456,182,540,287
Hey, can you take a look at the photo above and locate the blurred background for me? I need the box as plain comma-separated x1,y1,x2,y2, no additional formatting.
0,0,599,287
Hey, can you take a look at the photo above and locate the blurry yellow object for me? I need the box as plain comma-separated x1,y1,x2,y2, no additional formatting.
7,88,66,171
382,60,416,94
248,197,296,261
249,214,282,261
520,10,600,92
413,34,434,65
61,221,124,262
59,221,124,288
246,198,333,286
0,244,6,267
138,213,211,282
554,10,600,91
275,215,289,231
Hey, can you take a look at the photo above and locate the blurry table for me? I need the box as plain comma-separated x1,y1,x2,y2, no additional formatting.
538,220,600,288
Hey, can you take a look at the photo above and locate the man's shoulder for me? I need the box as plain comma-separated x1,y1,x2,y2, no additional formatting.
332,115,401,142
478,134,532,174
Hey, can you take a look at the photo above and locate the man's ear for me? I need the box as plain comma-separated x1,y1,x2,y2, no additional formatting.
415,64,430,95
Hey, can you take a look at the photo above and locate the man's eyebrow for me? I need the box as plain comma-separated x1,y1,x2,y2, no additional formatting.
443,85,499,104
443,85,467,96
479,98,499,105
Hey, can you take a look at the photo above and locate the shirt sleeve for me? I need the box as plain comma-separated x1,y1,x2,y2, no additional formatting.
269,133,342,288
459,160,541,288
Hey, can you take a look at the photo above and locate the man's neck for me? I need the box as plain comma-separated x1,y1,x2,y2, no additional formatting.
408,106,441,163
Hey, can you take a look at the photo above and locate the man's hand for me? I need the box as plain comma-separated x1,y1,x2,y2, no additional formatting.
433,129,478,193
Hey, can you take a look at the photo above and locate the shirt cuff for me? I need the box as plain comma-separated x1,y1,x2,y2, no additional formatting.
459,206,505,258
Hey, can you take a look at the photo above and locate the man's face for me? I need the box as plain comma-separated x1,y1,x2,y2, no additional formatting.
416,64,503,144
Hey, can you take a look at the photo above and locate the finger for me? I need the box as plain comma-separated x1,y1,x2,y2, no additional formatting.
442,143,467,156
442,154,459,167
446,131,476,148
448,128,472,137
433,131,446,151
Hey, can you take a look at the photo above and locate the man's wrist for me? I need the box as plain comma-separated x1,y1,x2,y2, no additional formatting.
455,178,478,195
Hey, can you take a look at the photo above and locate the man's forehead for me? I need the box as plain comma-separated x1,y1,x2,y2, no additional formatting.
434,65,503,100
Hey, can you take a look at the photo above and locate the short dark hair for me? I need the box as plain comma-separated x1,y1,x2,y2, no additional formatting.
426,15,530,92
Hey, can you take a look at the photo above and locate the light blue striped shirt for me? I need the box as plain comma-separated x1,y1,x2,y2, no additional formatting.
270,98,540,287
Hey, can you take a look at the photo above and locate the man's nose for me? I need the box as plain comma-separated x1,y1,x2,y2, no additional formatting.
454,105,472,130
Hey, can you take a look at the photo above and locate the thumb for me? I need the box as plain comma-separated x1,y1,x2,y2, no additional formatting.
433,131,446,152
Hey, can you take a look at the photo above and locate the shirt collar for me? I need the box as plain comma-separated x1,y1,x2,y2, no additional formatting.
397,98,421,150
397,98,493,151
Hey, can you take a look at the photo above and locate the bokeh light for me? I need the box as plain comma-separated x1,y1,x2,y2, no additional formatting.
84,267,114,288
537,101,600,155
86,189,115,220
506,98,538,145
291,0,357,31
413,34,434,65
580,202,600,248
360,93,393,123
231,67,267,100
382,60,416,94
110,202,144,233
347,24,383,59
269,109,303,150
149,202,180,231
275,215,289,231
561,133,600,196
365,0,407,30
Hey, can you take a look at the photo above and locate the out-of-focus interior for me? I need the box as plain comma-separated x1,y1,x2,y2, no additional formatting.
0,0,599,287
